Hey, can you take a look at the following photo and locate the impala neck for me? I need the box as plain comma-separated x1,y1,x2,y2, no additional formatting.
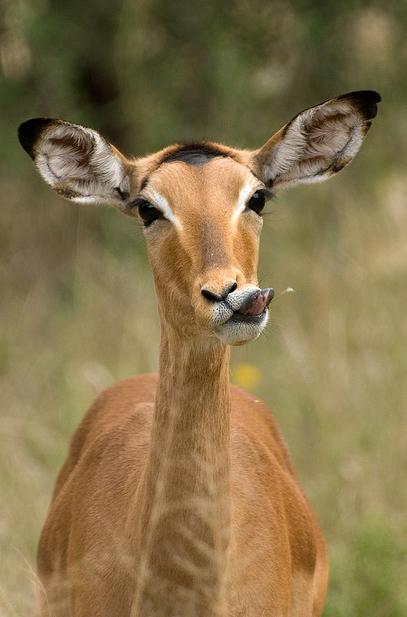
134,325,231,617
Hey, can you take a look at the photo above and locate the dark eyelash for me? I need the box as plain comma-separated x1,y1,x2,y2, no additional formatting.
246,188,273,216
138,201,163,227
126,196,147,211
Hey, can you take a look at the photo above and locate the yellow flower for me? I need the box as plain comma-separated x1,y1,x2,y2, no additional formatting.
232,363,262,390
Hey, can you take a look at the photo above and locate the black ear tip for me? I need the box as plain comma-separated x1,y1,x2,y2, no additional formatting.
339,90,382,120
356,90,381,102
18,118,55,158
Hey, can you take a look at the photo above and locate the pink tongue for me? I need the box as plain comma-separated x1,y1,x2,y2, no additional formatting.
238,288,274,317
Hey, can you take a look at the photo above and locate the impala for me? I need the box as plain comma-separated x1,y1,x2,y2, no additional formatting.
19,90,380,617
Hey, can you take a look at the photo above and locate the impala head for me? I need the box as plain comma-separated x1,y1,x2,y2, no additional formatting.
19,91,380,345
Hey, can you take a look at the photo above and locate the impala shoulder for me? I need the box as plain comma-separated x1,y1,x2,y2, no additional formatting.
90,373,158,410
66,374,158,461
230,385,295,475
230,384,274,421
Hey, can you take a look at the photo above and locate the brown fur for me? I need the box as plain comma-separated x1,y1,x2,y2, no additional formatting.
18,90,380,617
37,375,328,617
36,158,328,617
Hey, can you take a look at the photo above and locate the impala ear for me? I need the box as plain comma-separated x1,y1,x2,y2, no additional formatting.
250,90,381,191
18,118,136,210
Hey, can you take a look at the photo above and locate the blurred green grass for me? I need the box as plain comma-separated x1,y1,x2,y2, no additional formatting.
1,1,406,615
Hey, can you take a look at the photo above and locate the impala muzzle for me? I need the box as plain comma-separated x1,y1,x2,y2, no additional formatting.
237,288,274,317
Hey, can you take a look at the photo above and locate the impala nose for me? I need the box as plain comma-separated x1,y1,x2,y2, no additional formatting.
201,281,237,302
238,288,274,317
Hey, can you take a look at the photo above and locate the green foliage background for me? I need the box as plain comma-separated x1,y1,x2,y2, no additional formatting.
1,1,406,615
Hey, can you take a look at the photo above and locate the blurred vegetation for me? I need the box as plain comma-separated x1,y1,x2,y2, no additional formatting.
1,1,406,615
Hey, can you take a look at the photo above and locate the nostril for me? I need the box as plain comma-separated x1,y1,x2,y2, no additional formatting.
227,281,238,295
201,288,223,302
201,281,238,303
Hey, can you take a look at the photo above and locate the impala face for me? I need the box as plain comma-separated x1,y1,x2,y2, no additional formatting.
135,155,274,344
18,91,380,345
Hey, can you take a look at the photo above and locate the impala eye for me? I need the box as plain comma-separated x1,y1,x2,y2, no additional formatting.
138,201,163,227
247,190,267,215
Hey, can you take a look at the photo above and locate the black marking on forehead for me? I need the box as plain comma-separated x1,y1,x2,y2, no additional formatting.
160,142,229,166
139,141,241,190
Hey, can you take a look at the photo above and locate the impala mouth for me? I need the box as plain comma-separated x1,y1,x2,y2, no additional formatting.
234,287,274,317
215,310,269,345
227,311,268,324
214,287,274,345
